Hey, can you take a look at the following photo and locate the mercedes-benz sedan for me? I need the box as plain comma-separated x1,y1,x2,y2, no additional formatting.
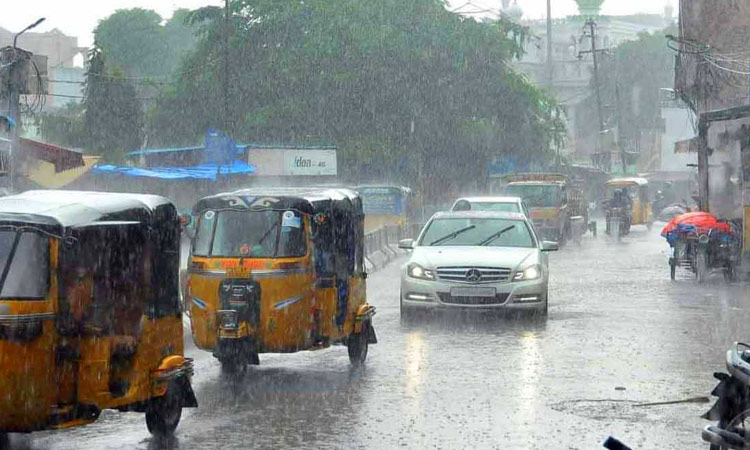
399,211,557,321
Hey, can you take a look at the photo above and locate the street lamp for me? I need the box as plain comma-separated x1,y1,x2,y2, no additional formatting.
13,18,45,49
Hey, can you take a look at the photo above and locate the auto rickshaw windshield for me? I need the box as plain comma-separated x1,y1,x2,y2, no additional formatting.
193,209,306,258
504,184,562,208
0,229,49,299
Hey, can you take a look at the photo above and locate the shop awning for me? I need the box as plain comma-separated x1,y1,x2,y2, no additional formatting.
674,137,700,154
19,138,85,172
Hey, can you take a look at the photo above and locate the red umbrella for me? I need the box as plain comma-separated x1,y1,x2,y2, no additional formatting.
661,212,731,236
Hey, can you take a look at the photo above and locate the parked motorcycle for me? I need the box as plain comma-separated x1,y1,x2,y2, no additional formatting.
702,342,750,449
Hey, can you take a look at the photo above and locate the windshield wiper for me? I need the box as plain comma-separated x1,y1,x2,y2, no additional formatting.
257,221,280,245
430,225,476,246
478,225,515,246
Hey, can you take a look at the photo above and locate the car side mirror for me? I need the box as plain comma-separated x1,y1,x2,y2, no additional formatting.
541,241,558,252
398,238,414,250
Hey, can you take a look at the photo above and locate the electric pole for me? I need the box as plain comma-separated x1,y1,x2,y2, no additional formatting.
615,82,627,174
578,19,608,171
223,0,230,135
0,18,45,192
546,0,553,87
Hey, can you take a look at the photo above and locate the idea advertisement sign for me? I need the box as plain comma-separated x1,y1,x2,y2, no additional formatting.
247,147,337,176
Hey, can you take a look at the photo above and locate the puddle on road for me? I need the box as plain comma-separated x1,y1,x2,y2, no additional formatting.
550,399,667,423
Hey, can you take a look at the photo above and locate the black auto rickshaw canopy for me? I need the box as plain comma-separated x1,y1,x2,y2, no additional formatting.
192,187,365,276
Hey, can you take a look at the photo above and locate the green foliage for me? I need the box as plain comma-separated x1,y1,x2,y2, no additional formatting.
82,47,144,161
148,0,564,192
578,26,676,147
37,103,85,149
94,8,198,77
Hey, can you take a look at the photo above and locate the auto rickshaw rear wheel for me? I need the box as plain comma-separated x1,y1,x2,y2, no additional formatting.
348,321,370,366
0,432,8,450
145,378,183,436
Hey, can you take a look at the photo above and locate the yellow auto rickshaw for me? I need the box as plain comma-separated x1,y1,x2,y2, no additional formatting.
605,177,654,228
186,188,376,372
357,185,412,233
0,190,196,440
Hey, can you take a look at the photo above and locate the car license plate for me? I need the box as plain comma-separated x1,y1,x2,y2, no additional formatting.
450,287,496,297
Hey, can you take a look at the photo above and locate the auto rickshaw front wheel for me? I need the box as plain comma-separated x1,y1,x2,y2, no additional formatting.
348,321,370,366
145,378,184,437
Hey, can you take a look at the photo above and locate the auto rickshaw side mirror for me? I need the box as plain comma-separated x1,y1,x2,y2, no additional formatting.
180,214,196,239
398,238,414,250
541,241,559,252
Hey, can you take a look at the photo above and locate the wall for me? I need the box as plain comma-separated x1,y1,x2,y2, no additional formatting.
661,106,696,171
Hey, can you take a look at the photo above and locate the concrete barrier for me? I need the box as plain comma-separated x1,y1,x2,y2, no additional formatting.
364,223,423,272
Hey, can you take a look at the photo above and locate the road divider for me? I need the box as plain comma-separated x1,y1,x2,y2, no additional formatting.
364,223,423,272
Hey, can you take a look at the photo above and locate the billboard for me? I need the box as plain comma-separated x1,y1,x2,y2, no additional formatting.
247,147,337,176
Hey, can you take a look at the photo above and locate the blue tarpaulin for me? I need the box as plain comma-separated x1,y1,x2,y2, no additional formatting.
91,160,256,180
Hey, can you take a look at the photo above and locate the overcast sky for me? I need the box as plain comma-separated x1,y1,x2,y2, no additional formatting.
4,0,672,47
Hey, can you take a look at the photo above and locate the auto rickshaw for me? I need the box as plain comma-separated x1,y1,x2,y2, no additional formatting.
605,178,654,229
357,185,412,233
0,190,196,441
186,188,376,372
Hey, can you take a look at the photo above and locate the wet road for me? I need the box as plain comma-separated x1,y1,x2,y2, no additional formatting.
15,225,750,449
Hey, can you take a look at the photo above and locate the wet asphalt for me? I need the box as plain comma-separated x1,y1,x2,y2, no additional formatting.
12,224,750,449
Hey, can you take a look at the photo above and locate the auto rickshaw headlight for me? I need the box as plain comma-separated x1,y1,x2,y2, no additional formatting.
408,263,435,280
513,264,541,281
698,234,710,244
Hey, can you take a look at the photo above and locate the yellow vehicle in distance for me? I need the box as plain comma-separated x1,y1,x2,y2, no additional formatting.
0,190,196,442
502,174,589,245
605,177,654,229
186,187,376,373
358,185,412,233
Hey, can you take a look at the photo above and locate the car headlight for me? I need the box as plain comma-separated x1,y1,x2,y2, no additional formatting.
407,263,435,280
513,264,542,281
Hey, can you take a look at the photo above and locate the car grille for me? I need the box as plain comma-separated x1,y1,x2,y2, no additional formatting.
437,293,510,305
436,266,511,283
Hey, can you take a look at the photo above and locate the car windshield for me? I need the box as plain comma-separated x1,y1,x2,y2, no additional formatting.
419,218,534,248
504,185,562,207
193,210,306,258
0,230,49,299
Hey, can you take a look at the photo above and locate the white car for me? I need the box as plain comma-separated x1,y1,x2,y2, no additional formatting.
451,196,530,218
399,211,556,321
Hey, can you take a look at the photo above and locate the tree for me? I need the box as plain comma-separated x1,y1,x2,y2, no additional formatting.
82,47,144,161
148,0,564,196
577,26,676,161
94,8,198,78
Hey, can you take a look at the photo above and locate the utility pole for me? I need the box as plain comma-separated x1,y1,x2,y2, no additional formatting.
614,82,627,174
223,0,230,135
546,0,553,87
0,18,45,192
578,19,608,171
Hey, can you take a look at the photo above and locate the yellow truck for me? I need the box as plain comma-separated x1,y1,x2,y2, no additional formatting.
501,173,590,245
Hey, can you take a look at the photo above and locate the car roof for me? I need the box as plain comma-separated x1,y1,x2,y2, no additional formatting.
431,210,528,220
454,196,523,204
